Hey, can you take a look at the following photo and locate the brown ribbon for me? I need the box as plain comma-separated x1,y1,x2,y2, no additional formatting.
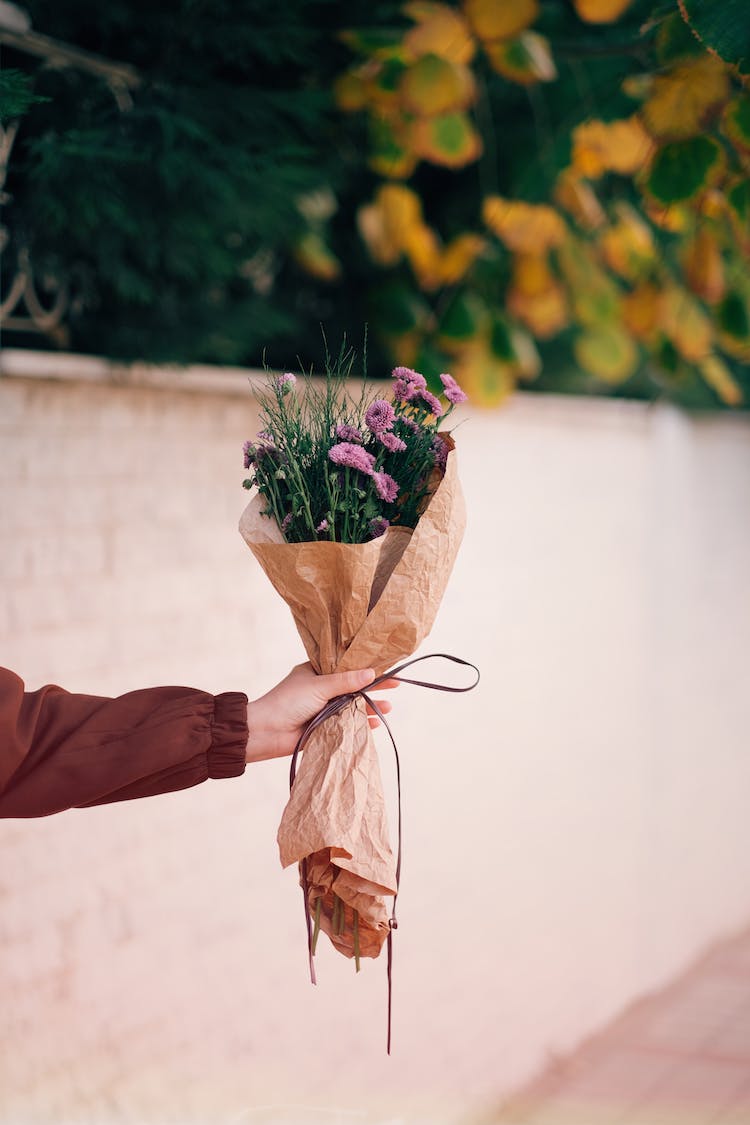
289,652,481,1054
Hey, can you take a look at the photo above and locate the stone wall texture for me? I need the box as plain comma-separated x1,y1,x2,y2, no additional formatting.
1,351,750,1125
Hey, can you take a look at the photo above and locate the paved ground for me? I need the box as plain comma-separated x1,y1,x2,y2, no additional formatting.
490,926,750,1125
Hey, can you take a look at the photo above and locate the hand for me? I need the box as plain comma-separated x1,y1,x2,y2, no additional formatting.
245,663,398,764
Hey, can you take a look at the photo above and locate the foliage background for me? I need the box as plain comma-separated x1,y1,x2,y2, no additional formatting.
1,0,749,408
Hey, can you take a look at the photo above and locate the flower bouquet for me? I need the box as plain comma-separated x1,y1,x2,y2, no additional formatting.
239,353,471,1025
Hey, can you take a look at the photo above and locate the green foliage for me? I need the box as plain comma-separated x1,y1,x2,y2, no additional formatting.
679,0,750,75
4,0,401,367
0,70,47,121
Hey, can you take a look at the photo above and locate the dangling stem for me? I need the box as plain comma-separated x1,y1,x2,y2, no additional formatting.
311,896,321,955
353,908,361,972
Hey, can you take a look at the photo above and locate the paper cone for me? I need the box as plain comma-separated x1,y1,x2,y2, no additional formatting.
239,443,466,958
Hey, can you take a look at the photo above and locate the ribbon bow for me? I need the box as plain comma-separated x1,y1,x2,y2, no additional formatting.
289,652,481,1054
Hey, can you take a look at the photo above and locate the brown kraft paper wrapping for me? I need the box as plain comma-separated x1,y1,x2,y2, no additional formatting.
238,440,465,959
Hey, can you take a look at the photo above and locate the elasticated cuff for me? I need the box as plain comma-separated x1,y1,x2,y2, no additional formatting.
208,692,248,779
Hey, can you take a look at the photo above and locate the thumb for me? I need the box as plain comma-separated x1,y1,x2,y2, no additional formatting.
318,667,374,701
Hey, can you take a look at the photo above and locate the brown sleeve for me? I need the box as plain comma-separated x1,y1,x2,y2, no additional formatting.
0,667,248,818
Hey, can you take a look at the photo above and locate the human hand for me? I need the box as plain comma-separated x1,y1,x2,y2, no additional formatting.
245,662,398,764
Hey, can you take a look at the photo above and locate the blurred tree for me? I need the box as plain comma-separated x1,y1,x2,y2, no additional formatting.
1,0,401,366
1,0,748,408
337,0,750,408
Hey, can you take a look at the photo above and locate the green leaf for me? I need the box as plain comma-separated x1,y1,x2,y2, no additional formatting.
370,280,427,335
723,96,750,152
439,289,485,344
728,179,750,225
490,316,515,361
646,135,724,204
655,12,705,64
680,0,750,76
717,291,750,340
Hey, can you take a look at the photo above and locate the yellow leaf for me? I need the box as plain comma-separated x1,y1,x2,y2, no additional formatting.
621,283,662,343
403,222,444,289
482,196,566,252
400,54,477,116
357,183,423,264
391,332,422,366
293,231,342,281
574,325,639,383
463,0,538,42
507,255,568,337
510,252,557,296
573,0,635,22
484,31,556,84
554,169,606,229
641,55,731,141
660,286,713,360
403,2,476,65
683,228,725,304
454,340,516,406
412,111,482,167
572,116,654,178
437,232,486,284
699,354,743,405
643,198,690,232
598,203,656,281
334,70,369,112
367,114,419,179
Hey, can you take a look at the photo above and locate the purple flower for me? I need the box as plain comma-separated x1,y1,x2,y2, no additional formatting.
316,518,329,533
369,517,390,539
440,372,468,404
379,430,407,453
413,389,444,417
365,399,396,434
328,442,376,475
392,366,427,403
392,366,427,390
372,471,399,503
335,423,364,444
399,415,421,434
242,441,256,469
280,513,292,534
431,434,449,470
257,430,274,442
274,372,297,395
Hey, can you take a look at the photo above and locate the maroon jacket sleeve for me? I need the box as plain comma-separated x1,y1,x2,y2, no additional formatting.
0,667,248,818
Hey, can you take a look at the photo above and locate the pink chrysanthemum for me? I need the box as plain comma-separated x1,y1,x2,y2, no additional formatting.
316,518,329,533
432,434,449,470
369,517,390,539
281,513,292,534
413,389,444,417
335,424,364,444
392,366,427,403
242,441,256,469
365,399,396,434
379,430,407,453
372,470,399,503
328,442,376,475
439,372,468,404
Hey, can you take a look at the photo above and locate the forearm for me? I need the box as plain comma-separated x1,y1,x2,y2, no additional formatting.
0,668,248,818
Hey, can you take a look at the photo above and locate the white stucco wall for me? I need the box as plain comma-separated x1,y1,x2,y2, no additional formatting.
1,349,749,1125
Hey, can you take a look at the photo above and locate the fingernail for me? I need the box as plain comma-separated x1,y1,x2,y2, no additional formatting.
361,668,375,683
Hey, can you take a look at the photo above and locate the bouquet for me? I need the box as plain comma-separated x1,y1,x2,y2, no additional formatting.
239,353,472,1035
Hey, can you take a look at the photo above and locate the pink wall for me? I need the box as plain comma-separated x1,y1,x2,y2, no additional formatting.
2,351,750,1125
